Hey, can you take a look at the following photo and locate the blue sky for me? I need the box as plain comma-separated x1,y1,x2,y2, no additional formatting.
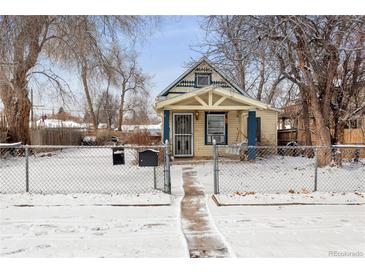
137,16,205,97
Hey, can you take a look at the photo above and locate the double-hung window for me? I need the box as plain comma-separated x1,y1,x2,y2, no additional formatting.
206,113,226,144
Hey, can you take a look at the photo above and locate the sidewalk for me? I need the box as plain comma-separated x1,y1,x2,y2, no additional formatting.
180,166,232,258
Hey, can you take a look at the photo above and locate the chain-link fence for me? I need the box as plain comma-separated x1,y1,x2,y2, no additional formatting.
0,143,171,194
213,142,365,194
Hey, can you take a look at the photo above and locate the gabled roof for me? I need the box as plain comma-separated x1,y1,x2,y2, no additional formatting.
158,57,249,97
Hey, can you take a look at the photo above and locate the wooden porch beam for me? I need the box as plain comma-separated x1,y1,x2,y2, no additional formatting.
213,96,227,106
208,91,213,106
168,105,253,110
194,95,208,106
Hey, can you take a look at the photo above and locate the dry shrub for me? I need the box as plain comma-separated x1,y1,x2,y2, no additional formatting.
0,130,8,143
95,130,114,145
123,130,160,146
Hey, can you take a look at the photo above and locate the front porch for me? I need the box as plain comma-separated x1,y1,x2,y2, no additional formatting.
156,86,273,159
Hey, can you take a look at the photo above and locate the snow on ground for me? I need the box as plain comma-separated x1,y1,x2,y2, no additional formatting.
0,165,188,257
178,162,365,257
207,199,365,257
214,192,365,205
1,158,364,258
194,156,365,194
1,147,164,194
0,192,172,207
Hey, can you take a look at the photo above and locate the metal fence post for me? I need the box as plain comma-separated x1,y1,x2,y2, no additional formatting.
314,146,318,192
25,146,29,193
164,140,171,194
213,139,219,194
153,166,157,190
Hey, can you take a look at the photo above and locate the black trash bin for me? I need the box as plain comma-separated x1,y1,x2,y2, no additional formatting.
139,149,159,167
112,147,125,165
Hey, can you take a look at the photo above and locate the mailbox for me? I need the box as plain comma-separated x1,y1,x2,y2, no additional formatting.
139,149,159,167
112,147,125,165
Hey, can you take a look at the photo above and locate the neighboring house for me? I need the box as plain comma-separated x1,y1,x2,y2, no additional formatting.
155,58,279,158
278,102,365,145
35,119,90,129
120,124,161,137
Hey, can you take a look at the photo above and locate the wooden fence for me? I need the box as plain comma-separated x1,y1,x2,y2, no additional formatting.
30,128,82,145
343,128,365,144
278,128,365,146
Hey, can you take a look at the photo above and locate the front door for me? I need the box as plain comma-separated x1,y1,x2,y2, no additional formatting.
173,113,193,157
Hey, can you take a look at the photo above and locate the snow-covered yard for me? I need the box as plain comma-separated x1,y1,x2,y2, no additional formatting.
0,165,187,257
207,198,365,257
1,161,364,257
0,193,188,257
1,147,164,194
213,192,365,205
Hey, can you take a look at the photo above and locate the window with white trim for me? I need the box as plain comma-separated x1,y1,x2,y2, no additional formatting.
206,113,226,144
196,74,210,87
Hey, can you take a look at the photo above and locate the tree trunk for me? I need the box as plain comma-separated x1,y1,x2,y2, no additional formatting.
302,100,312,146
267,76,284,104
334,119,345,145
238,63,246,92
81,65,98,131
117,87,126,131
296,46,331,167
299,88,312,146
256,53,265,101
2,87,31,144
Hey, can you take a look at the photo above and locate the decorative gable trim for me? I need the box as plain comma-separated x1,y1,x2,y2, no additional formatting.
156,86,279,112
158,57,247,97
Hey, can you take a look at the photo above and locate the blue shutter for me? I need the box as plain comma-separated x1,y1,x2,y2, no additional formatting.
247,110,256,160
163,110,170,143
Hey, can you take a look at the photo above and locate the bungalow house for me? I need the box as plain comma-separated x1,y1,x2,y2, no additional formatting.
155,58,279,158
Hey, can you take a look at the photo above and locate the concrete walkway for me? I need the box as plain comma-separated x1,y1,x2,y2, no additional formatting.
180,167,231,258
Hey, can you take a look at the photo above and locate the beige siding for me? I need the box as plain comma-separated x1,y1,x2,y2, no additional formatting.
161,109,277,158
255,110,278,145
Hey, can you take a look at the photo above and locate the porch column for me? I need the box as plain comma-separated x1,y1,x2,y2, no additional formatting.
247,109,256,160
163,109,170,143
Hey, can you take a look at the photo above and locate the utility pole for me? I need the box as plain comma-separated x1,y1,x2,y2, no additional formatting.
29,89,44,128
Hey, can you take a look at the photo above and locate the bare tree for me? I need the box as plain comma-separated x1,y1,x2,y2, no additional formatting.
0,16,63,144
47,16,149,131
0,15,155,143
196,16,286,103
259,15,365,166
123,93,157,125
104,48,150,131
94,88,119,129
197,15,364,166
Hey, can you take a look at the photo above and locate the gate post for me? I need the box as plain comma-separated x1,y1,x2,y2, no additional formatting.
25,145,29,193
213,139,219,194
164,140,171,194
314,146,318,192
153,166,157,190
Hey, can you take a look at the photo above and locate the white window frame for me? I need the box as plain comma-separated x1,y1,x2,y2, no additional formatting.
196,74,210,87
206,113,226,145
